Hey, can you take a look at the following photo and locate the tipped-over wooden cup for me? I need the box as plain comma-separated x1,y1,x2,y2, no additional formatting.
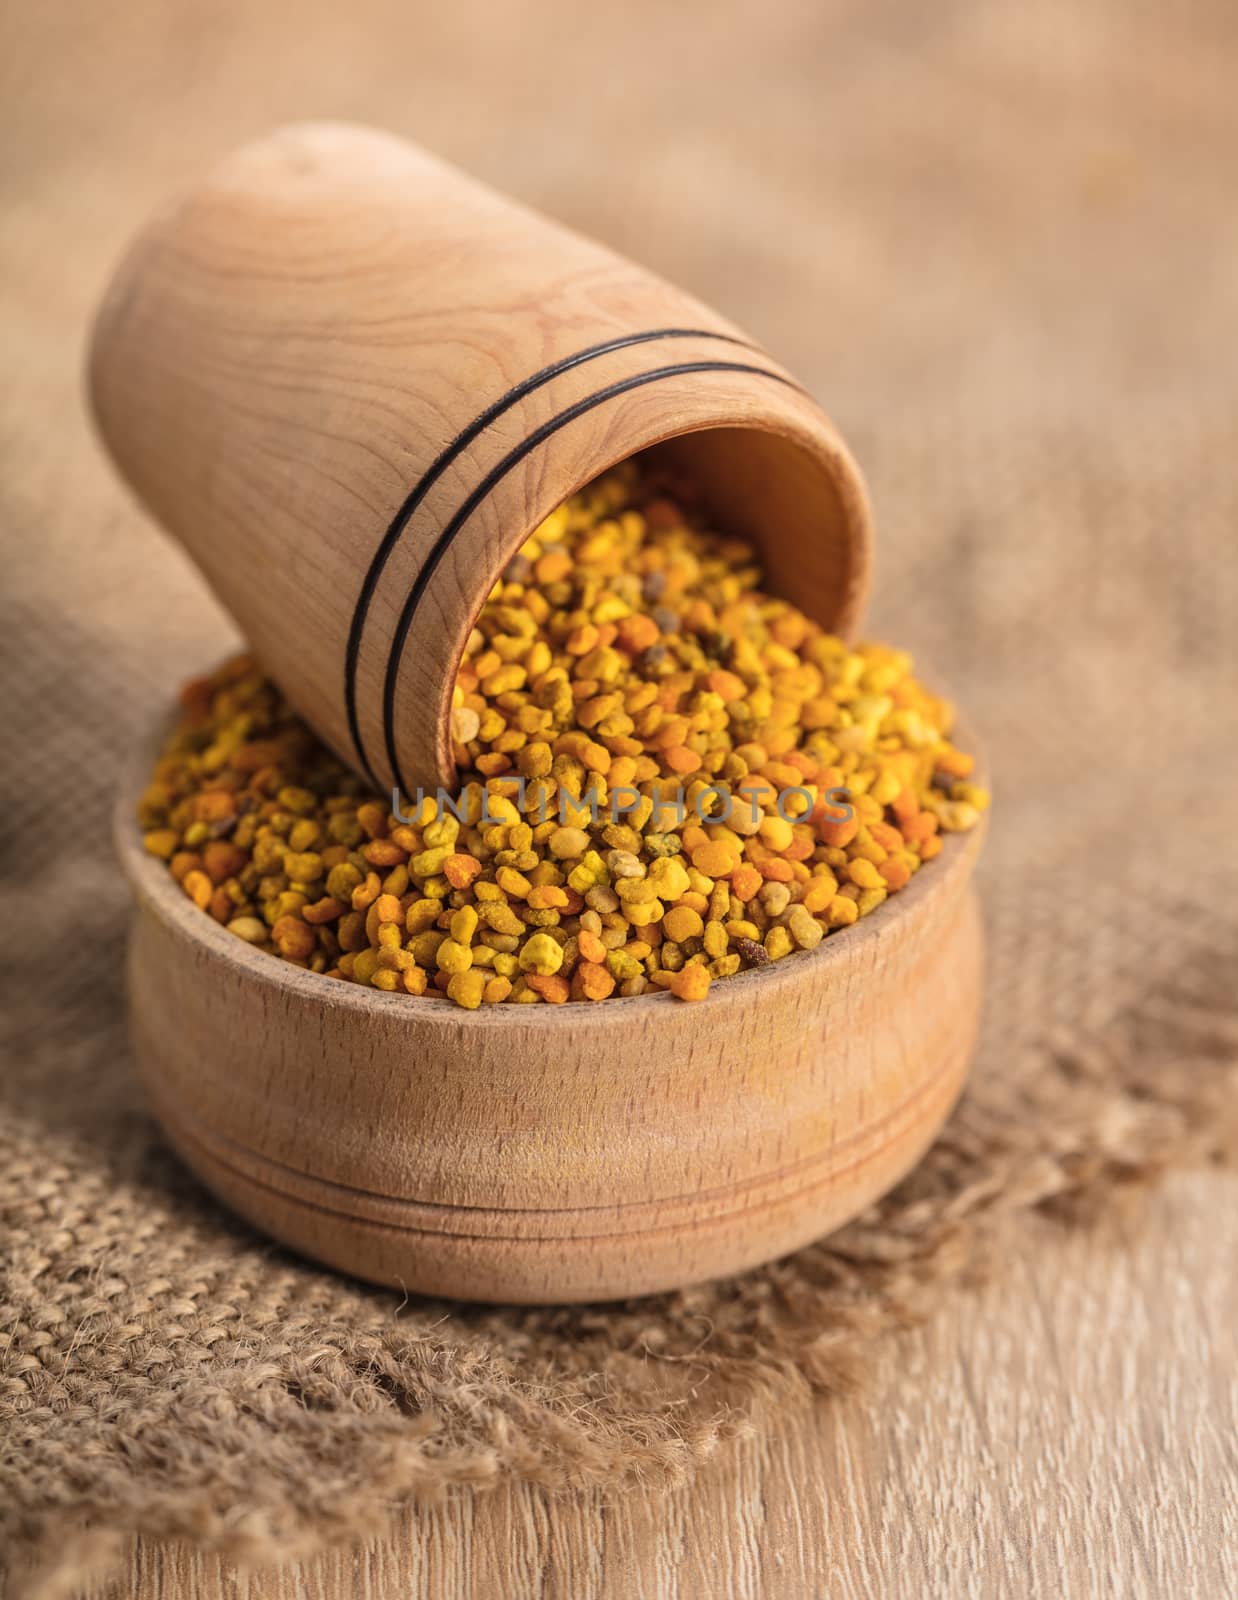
89,122,872,798
116,714,985,1305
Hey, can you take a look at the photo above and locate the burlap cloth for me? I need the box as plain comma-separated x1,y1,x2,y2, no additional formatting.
3,1,1237,1593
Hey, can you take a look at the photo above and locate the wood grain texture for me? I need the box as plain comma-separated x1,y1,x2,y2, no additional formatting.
115,716,985,1303
88,123,873,795
56,1172,1237,1600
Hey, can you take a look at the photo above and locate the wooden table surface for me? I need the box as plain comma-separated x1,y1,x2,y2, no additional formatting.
68,1172,1230,1599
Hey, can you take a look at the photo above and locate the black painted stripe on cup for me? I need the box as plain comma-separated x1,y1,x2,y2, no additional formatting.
382,357,800,798
343,327,758,784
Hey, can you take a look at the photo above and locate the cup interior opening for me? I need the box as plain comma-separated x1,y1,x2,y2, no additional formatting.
640,425,870,640
435,418,872,788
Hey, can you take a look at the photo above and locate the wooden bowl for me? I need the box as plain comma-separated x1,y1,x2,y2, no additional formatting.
116,715,986,1305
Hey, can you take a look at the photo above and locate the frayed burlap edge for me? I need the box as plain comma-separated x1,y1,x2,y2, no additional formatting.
5,939,1236,1600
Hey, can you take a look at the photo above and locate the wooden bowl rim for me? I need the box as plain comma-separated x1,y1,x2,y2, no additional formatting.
116,698,986,1034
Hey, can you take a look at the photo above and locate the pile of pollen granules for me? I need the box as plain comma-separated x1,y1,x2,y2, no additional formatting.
139,461,988,1006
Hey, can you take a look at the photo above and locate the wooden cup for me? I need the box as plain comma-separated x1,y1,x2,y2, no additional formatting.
89,121,872,797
